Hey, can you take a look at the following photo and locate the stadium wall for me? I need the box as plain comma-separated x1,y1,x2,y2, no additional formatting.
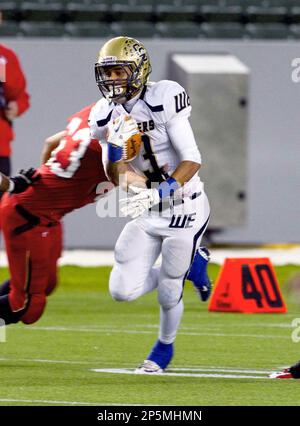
3,38,300,247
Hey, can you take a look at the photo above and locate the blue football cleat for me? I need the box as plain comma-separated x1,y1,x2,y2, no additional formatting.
135,340,173,373
187,246,212,302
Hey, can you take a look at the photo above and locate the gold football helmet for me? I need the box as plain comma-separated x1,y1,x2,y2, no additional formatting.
95,36,152,104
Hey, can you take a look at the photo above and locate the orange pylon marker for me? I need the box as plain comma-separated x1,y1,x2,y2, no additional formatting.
208,258,287,313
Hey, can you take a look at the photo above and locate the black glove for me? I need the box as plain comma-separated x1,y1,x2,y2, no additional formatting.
9,168,40,194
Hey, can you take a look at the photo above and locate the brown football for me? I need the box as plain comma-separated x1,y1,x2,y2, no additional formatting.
123,133,143,162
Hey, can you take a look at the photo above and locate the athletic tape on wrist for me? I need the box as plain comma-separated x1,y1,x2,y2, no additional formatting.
108,144,123,163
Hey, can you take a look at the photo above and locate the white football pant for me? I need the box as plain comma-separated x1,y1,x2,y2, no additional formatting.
109,190,210,344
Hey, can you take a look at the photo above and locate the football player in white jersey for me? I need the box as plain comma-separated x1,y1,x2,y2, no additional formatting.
89,36,211,373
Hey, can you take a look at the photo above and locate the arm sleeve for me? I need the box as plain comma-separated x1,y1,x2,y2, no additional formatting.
162,80,191,123
161,81,201,164
7,50,30,116
167,117,202,164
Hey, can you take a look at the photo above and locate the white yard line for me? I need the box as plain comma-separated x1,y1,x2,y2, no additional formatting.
0,356,272,374
0,357,95,365
91,368,269,380
0,398,148,406
0,357,273,375
23,325,291,340
38,323,294,330
173,366,273,373
0,398,100,406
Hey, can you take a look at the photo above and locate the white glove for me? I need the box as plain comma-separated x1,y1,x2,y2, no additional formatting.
120,185,161,219
107,114,139,148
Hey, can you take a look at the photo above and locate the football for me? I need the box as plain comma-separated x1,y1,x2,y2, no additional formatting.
123,132,143,162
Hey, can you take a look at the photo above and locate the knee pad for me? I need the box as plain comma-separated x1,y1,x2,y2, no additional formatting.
109,268,132,301
20,294,46,324
158,278,183,310
163,255,189,280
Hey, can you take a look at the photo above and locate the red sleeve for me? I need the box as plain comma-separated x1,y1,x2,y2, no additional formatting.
5,48,30,116
16,90,30,116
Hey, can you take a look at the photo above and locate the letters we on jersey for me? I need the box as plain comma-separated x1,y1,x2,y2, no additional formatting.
169,213,196,229
174,91,190,113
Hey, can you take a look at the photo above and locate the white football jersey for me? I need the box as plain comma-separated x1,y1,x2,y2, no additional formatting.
89,80,203,196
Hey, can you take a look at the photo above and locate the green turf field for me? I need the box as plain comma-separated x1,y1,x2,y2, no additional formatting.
0,263,300,406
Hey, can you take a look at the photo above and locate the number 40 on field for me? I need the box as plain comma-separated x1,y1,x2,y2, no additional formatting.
208,258,287,313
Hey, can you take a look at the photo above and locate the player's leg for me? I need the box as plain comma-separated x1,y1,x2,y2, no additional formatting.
6,225,50,325
109,219,161,301
0,196,29,323
135,231,189,374
19,224,56,324
187,246,212,301
45,222,63,296
140,236,195,372
0,197,53,324
137,194,210,373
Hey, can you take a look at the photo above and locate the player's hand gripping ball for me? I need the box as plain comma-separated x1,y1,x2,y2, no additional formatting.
107,114,142,162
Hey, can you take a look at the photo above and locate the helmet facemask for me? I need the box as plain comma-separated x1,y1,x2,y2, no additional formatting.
95,58,150,104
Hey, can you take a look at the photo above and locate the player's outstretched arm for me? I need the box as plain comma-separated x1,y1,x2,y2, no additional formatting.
0,173,12,192
0,168,40,193
171,160,200,186
41,130,67,164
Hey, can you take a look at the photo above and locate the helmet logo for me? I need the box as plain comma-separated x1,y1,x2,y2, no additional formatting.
132,43,147,62
100,56,118,64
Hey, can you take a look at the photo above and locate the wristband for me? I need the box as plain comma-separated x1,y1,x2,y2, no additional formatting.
108,144,123,163
158,177,180,200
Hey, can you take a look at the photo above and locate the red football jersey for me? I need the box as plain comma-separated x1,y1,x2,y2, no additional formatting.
15,104,111,222
0,44,30,156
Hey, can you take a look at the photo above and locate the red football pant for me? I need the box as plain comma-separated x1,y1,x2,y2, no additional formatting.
0,194,62,324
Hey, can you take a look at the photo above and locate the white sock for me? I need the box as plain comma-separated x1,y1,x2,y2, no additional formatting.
159,299,184,344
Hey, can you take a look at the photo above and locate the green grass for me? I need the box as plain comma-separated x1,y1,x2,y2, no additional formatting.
0,264,300,406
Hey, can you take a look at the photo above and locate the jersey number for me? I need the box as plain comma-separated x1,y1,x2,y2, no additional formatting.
48,117,91,178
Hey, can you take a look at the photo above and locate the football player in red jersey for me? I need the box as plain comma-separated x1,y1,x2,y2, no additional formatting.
0,43,30,179
0,104,113,325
